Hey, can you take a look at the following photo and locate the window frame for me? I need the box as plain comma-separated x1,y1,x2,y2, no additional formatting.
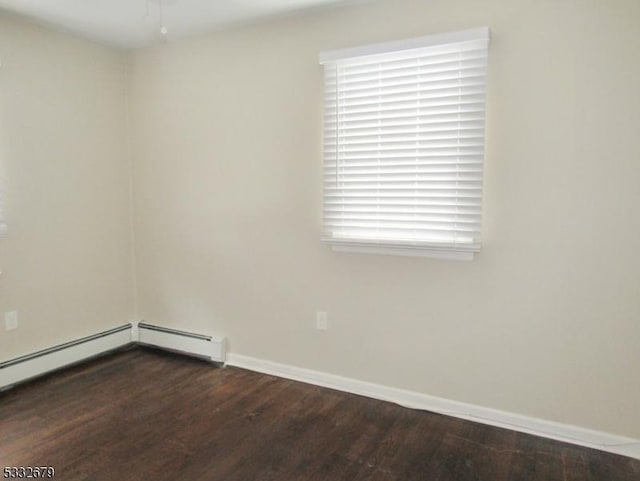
319,28,490,261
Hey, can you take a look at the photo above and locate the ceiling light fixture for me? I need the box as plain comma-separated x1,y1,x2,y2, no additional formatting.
159,0,168,41
145,0,169,42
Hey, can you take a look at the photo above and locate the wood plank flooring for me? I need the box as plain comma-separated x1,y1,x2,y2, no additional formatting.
0,347,638,481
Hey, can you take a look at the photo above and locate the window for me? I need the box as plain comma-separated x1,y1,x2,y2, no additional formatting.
320,28,490,260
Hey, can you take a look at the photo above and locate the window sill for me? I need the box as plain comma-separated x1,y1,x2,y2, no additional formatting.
323,238,479,261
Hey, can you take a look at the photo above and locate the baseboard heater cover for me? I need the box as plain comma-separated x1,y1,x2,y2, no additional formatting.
0,324,132,390
137,322,226,363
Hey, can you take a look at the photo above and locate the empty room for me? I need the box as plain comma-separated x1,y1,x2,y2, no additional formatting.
0,0,639,479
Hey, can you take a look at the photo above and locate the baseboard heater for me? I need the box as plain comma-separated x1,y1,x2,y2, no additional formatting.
0,324,132,390
0,322,227,390
137,322,226,364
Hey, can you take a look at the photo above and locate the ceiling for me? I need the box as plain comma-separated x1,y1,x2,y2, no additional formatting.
0,0,356,49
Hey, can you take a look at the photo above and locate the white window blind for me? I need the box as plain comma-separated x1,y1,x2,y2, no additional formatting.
320,28,490,260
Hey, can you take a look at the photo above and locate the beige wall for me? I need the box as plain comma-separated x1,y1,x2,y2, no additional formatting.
0,15,134,359
130,0,640,438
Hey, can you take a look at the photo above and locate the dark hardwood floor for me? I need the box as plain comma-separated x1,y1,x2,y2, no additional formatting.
0,347,638,481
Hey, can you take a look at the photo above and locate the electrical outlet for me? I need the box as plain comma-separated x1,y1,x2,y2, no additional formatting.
315,311,328,331
4,310,18,331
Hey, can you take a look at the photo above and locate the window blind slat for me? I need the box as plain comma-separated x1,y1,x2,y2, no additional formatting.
325,201,482,209
334,56,488,83
324,207,481,216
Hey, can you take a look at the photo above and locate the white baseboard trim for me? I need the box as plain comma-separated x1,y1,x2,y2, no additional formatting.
0,324,133,390
226,353,640,460
137,322,226,363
